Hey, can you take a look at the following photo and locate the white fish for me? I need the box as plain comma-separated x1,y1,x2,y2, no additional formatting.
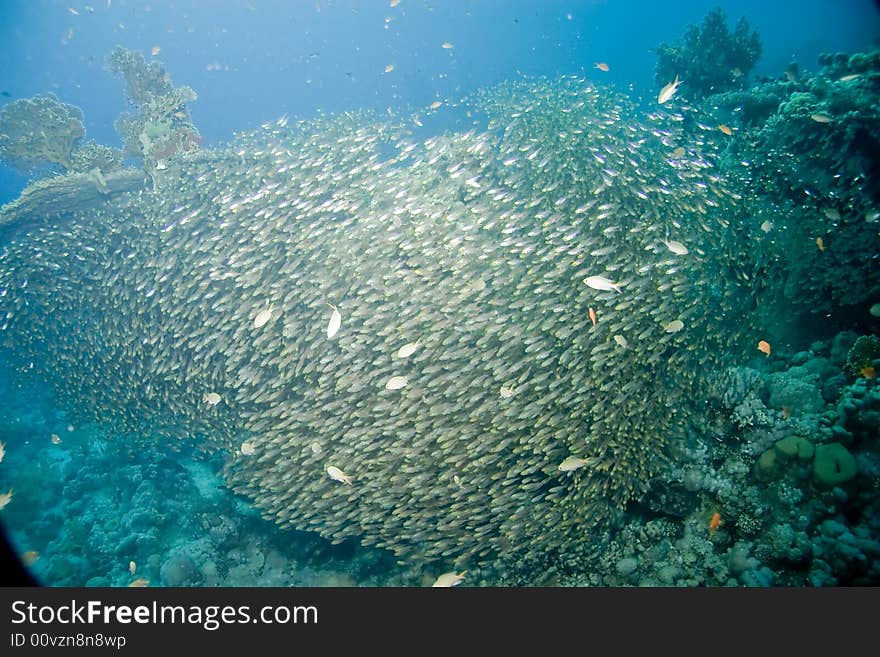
254,306,273,328
396,339,420,358
385,375,408,390
432,571,466,587
129,561,136,575
662,239,688,255
203,392,221,405
558,456,594,472
240,440,256,456
658,75,681,104
664,319,685,333
499,384,516,399
613,334,628,349
760,220,773,233
584,275,622,293
326,465,352,485
326,304,341,339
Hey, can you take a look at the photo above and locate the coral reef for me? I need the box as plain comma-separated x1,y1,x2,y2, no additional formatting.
0,38,878,587
704,48,880,320
0,93,85,173
654,7,762,99
68,140,124,175
107,46,201,171
106,46,173,108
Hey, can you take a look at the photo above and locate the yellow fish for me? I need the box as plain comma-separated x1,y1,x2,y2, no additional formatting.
558,456,594,472
432,571,466,587
658,75,681,104
326,465,352,485
0,489,13,510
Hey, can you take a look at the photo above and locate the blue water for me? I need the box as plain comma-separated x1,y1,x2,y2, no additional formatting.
1,0,878,204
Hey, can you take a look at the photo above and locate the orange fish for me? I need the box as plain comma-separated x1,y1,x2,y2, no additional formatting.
816,236,825,251
757,340,771,356
594,62,609,72
22,550,40,566
128,578,150,587
718,124,733,136
151,45,161,57
588,307,597,327
709,512,723,533
861,366,876,379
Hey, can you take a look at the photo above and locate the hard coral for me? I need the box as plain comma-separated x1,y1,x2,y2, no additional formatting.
654,7,762,99
107,47,200,171
0,93,85,173
107,46,172,108
69,140,124,175
710,48,880,317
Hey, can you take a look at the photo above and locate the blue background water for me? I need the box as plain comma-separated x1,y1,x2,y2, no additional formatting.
0,0,878,205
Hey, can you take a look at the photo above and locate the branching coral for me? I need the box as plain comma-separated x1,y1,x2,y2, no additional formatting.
107,46,201,171
106,46,172,107
654,7,762,99
0,93,85,173
69,140,124,175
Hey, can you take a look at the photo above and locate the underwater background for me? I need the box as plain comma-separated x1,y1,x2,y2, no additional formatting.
0,0,879,586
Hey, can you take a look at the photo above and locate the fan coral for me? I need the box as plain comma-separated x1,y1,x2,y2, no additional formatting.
0,93,85,173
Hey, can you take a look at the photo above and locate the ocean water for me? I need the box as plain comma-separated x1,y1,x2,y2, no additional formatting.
0,0,878,587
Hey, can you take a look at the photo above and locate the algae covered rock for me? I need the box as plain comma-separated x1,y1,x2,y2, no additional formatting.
812,442,857,488
754,448,778,481
774,435,814,461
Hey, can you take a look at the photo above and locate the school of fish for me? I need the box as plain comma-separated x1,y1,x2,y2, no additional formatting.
0,76,758,569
